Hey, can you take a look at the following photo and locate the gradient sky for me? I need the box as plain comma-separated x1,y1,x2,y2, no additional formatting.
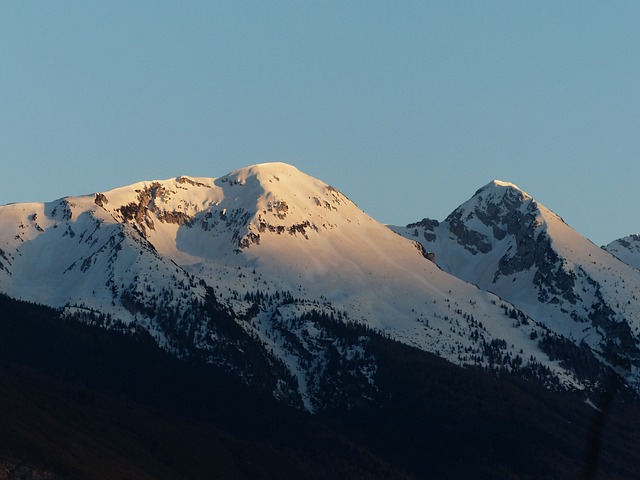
1,1,638,246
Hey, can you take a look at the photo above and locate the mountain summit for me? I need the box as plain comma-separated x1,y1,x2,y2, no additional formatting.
393,180,640,393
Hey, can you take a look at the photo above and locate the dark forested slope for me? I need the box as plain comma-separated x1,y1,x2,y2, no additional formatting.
0,293,638,479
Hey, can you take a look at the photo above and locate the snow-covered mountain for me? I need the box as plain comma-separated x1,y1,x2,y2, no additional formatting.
0,166,628,409
605,234,640,271
392,180,640,393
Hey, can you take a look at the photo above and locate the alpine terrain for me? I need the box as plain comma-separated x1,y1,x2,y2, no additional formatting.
1,165,640,479
392,180,640,397
0,163,594,410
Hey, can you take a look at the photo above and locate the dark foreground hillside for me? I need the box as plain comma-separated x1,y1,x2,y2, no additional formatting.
0,293,638,479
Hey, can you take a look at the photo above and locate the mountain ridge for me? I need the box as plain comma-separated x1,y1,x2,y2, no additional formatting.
0,164,637,409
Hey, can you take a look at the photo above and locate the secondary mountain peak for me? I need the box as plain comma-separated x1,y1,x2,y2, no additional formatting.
462,179,534,220
478,179,526,193
394,179,640,394
428,179,541,262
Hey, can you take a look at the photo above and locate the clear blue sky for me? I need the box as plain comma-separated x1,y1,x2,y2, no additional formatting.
1,1,638,246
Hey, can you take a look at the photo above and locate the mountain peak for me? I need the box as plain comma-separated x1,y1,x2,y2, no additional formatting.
490,179,520,189
450,179,535,228
228,162,302,181
246,161,300,172
474,179,530,199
